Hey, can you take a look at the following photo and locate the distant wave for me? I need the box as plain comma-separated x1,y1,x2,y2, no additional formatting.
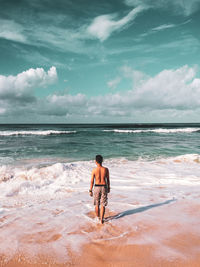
103,128,200,134
0,130,77,136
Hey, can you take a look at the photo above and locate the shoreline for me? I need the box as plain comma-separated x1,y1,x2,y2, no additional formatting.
1,154,200,267
1,199,200,267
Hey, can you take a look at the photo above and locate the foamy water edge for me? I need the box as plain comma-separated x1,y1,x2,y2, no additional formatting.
103,128,200,133
1,154,200,263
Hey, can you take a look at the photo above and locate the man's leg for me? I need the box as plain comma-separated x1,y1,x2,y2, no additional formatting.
95,205,100,218
100,205,105,224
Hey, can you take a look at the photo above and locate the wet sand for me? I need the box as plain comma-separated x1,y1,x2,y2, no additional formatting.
1,198,200,267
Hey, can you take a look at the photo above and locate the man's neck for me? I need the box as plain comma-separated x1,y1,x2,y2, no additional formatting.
97,163,102,167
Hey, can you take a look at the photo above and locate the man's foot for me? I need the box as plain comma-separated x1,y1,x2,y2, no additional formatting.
101,218,104,224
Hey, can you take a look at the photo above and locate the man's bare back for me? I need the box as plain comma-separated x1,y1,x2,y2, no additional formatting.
92,166,109,187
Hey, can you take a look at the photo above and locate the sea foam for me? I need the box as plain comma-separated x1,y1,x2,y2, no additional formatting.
0,130,76,136
104,128,200,134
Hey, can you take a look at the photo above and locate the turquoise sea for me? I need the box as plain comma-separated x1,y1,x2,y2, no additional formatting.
0,123,200,165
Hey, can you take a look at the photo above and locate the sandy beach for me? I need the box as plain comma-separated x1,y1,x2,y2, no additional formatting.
1,141,200,267
1,197,200,267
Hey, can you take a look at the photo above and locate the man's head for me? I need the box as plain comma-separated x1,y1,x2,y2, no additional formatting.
96,155,103,165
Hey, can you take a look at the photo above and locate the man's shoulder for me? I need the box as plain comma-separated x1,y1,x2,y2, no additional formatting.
102,167,109,178
93,166,109,172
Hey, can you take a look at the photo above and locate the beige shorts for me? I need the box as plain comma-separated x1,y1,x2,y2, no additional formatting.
94,185,108,207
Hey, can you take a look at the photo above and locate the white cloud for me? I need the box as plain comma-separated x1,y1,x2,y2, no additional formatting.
31,26,87,54
152,24,175,31
130,65,200,110
0,18,92,55
121,66,149,87
94,65,200,118
38,65,200,120
0,19,26,43
1,65,200,122
39,93,87,117
0,66,57,100
107,77,121,89
139,23,176,38
1,11,146,53
124,0,200,16
87,5,145,41
140,23,179,39
0,0,199,58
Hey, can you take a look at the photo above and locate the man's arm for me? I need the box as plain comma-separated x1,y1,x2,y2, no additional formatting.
106,168,110,193
89,169,95,196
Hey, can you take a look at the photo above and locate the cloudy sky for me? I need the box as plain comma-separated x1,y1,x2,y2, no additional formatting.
0,0,200,123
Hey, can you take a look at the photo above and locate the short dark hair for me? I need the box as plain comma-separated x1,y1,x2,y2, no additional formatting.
96,155,103,164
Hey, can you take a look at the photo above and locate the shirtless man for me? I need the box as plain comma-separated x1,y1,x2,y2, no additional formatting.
89,155,110,224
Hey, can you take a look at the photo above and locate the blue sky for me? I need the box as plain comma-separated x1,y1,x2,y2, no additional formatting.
0,0,200,123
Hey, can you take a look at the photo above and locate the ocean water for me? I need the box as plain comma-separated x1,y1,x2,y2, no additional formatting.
0,123,200,263
0,123,200,165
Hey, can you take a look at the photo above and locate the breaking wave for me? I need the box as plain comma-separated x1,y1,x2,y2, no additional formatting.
0,130,77,136
104,128,200,134
1,154,200,185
